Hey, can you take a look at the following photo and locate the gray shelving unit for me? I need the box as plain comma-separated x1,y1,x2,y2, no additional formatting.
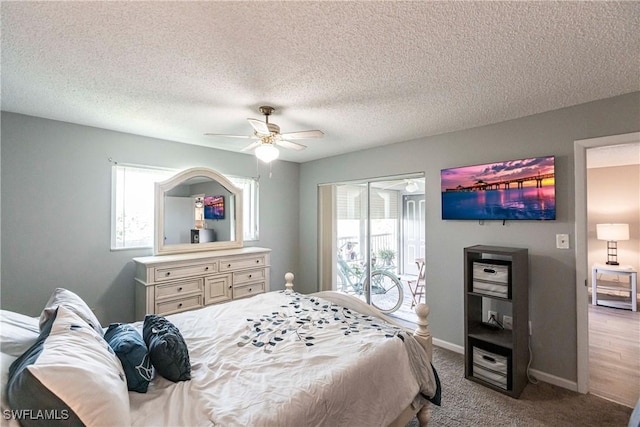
464,245,529,398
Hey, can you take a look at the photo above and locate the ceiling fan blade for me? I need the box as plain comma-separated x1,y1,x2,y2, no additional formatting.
280,130,324,139
204,133,256,139
276,139,307,151
240,141,262,152
247,118,271,135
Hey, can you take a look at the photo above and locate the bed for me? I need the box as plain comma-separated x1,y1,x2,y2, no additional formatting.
1,273,439,426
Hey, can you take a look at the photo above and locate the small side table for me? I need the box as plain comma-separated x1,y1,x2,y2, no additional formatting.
591,263,637,312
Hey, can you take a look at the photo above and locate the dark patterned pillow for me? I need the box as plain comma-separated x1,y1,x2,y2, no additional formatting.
104,323,153,393
142,315,191,382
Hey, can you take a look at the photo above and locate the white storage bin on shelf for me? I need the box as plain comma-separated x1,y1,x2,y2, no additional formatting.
472,346,508,390
472,260,510,298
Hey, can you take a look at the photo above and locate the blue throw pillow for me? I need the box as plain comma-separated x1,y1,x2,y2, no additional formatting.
143,315,191,382
104,323,152,393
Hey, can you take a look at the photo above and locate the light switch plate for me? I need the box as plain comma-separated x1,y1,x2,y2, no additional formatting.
556,234,570,249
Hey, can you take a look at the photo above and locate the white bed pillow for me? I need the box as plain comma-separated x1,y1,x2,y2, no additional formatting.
39,288,103,336
0,310,40,357
0,352,20,427
7,305,130,426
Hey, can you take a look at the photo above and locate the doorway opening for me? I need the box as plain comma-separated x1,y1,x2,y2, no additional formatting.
318,174,425,323
574,132,640,407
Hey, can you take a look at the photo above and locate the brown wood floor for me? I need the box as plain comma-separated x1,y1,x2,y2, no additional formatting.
589,299,640,408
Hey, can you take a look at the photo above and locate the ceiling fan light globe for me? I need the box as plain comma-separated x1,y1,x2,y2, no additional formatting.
406,181,418,192
255,144,279,163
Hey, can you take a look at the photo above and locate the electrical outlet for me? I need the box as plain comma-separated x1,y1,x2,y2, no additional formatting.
488,310,498,322
503,315,513,330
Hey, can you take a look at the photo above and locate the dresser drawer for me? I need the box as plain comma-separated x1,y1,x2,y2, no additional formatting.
156,278,203,299
219,255,266,272
154,263,217,282
233,282,265,299
155,294,203,316
233,268,266,285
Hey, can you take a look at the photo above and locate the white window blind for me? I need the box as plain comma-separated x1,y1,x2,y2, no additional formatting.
111,164,176,250
228,175,259,241
336,184,398,220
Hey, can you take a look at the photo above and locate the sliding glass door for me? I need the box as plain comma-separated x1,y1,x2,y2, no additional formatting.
319,174,425,316
335,182,369,303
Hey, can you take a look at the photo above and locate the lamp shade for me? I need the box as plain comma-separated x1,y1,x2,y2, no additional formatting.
596,223,629,241
255,144,279,163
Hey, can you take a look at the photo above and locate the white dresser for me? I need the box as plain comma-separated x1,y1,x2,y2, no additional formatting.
133,247,271,320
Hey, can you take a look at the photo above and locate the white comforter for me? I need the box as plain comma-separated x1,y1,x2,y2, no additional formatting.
129,291,436,427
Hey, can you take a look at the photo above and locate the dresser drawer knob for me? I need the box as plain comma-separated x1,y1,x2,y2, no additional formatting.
227,263,231,268
165,272,171,276
178,287,183,292
205,266,209,271
256,260,260,263
228,285,232,289
248,274,252,278
178,303,183,308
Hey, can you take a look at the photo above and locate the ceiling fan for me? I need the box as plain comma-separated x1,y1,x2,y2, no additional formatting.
205,106,324,162
379,179,421,193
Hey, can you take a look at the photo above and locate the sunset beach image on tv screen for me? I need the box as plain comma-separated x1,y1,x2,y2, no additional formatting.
441,156,555,220
204,195,224,220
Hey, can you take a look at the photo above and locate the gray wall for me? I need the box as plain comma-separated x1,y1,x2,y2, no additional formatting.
1,112,300,323
298,92,640,382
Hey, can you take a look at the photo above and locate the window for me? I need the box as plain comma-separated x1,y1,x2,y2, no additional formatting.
111,164,259,250
228,175,259,241
111,164,176,250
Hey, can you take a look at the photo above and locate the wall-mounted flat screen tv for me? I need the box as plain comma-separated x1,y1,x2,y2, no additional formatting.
441,155,555,220
204,195,224,220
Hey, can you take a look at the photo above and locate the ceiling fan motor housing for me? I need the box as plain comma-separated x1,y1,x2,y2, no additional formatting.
259,106,275,116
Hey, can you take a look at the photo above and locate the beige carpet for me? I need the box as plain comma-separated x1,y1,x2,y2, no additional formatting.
407,346,634,427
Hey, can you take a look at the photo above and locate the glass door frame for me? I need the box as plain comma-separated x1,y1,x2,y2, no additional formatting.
318,172,425,308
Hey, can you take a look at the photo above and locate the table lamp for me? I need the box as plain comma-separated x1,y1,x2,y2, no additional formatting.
596,223,629,265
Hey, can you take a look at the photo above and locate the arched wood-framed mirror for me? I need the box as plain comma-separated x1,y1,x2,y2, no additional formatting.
154,167,243,255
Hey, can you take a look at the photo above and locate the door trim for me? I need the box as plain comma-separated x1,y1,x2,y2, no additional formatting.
574,131,640,394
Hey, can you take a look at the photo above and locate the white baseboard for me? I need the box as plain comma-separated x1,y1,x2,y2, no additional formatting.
432,338,579,392
433,338,464,354
528,368,578,392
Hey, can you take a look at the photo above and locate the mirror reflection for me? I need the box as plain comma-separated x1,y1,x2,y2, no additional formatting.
155,167,243,255
163,176,235,245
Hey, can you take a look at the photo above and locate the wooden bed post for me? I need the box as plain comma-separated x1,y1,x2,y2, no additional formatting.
414,303,432,427
414,303,432,362
284,272,295,293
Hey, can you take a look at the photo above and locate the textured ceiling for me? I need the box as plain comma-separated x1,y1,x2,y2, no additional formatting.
2,2,639,163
